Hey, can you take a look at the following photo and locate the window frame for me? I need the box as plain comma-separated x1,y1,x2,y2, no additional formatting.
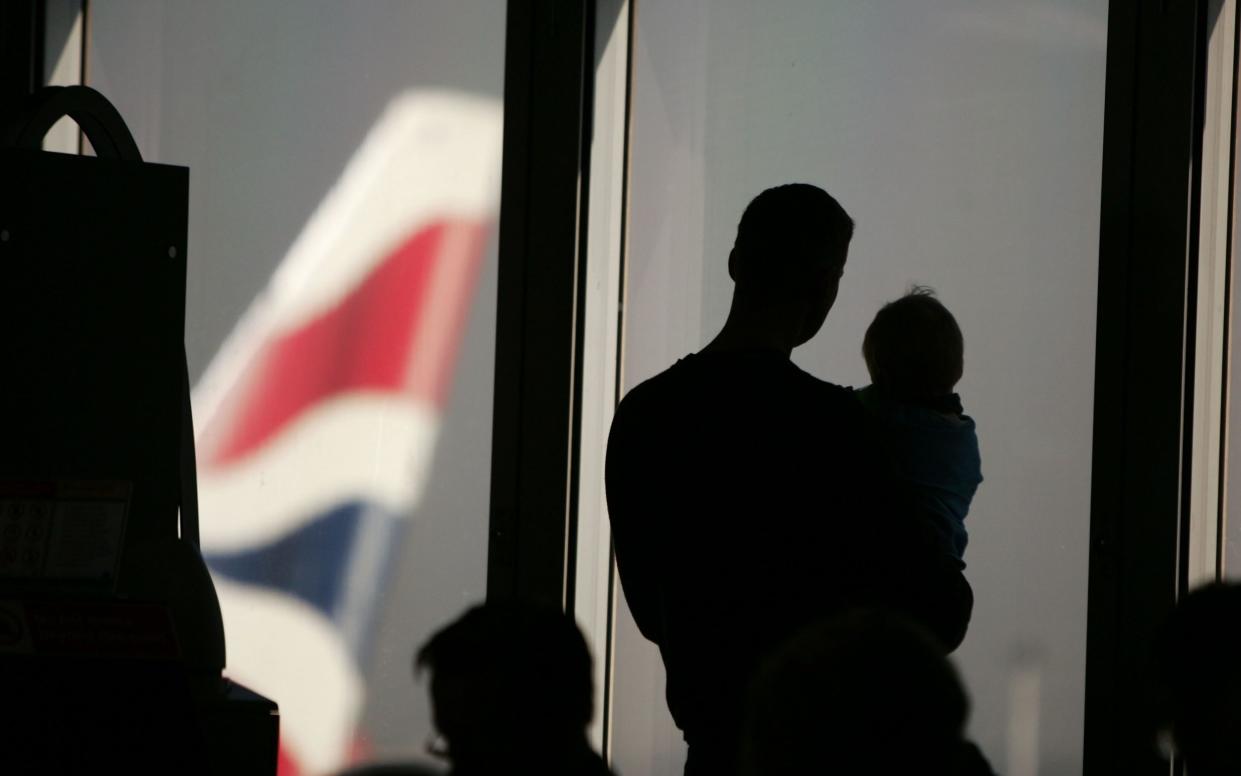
1084,3,1210,774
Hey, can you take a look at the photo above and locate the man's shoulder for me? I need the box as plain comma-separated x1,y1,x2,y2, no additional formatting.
613,355,720,412
787,362,856,401
774,359,862,418
621,352,855,398
612,355,864,440
613,360,686,413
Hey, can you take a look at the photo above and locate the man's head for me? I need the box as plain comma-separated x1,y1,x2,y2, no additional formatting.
415,601,594,770
1155,583,1241,775
728,184,854,346
862,286,964,400
741,609,970,776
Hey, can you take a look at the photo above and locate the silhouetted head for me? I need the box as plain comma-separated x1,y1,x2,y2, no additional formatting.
415,601,595,773
740,609,970,776
728,184,854,346
862,286,964,401
1155,583,1241,775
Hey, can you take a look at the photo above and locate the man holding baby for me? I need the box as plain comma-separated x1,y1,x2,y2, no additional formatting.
605,183,980,776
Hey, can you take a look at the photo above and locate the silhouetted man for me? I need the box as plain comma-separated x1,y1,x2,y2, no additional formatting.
605,183,974,776
415,601,613,776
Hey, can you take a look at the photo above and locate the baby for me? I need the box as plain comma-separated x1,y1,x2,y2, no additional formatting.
856,287,982,563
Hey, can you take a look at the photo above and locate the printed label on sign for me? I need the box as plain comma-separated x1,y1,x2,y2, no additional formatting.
0,481,129,588
22,600,180,659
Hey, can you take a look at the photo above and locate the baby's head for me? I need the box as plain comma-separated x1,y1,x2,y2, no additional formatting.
862,287,964,401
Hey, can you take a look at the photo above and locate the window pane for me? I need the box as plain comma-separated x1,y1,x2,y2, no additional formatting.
1228,132,1241,579
611,2,1107,774
87,3,505,773
1222,3,1241,583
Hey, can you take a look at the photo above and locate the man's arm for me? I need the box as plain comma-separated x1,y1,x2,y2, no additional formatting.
860,494,975,652
838,395,975,652
604,397,667,646
887,547,974,652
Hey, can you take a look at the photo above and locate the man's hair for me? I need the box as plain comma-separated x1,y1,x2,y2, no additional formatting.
731,183,854,286
415,601,594,733
862,286,964,399
741,609,969,776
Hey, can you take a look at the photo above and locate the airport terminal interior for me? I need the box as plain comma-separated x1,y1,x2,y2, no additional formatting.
1,1,1239,774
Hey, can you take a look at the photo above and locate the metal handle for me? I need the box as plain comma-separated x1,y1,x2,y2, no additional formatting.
3,85,143,162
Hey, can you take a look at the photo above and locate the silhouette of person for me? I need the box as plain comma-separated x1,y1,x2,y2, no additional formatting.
1154,582,1241,775
414,601,613,776
740,609,996,776
605,183,974,775
856,287,983,562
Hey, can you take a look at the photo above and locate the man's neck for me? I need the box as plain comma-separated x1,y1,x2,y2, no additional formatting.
701,318,795,358
701,291,810,358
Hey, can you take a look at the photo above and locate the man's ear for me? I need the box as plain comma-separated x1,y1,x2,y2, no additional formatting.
728,248,739,282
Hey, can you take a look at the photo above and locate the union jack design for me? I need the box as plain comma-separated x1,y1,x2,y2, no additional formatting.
192,91,503,776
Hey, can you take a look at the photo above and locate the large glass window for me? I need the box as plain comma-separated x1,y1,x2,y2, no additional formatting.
82,3,505,773
608,2,1108,774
